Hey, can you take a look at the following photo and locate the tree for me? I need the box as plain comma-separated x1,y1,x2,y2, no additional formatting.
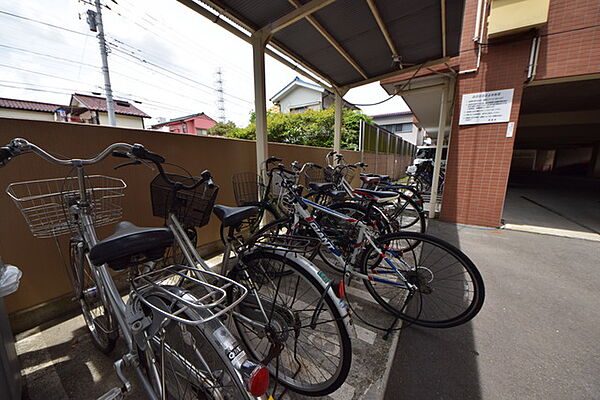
224,108,372,149
207,121,239,136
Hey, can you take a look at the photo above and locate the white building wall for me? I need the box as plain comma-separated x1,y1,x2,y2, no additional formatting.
0,109,55,122
97,112,145,129
278,86,322,113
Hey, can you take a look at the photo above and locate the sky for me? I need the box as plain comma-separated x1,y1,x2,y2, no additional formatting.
0,0,410,127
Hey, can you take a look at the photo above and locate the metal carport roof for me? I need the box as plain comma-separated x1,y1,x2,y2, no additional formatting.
176,0,466,183
178,0,465,90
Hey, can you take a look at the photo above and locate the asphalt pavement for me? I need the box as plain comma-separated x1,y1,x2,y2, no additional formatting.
384,221,600,400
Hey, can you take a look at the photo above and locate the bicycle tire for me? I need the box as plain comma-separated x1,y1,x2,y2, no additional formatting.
382,192,427,234
138,298,253,400
359,231,485,328
229,251,352,397
69,238,118,354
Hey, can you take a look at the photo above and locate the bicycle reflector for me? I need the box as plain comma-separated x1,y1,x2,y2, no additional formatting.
247,365,269,396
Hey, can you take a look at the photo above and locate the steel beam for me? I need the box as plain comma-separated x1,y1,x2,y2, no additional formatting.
429,83,449,218
252,32,269,182
366,0,398,58
333,87,348,155
441,0,447,57
259,0,337,35
288,0,368,79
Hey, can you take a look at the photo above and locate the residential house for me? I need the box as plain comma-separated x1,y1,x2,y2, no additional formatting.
370,111,423,146
58,93,150,129
151,113,217,135
0,98,64,122
0,94,150,129
270,77,357,113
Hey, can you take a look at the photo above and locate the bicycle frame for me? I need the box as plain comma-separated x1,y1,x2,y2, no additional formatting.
291,196,417,290
3,139,260,400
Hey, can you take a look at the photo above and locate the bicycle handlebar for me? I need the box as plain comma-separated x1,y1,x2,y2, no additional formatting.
0,138,135,167
0,138,214,190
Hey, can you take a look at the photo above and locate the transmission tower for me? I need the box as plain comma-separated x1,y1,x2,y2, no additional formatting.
215,68,226,123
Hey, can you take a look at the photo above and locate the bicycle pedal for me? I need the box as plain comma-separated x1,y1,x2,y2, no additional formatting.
97,387,123,400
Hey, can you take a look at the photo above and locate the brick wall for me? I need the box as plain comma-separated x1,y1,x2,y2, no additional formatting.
381,0,600,227
535,0,600,80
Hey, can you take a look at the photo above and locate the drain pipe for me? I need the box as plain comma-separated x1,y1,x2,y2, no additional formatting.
459,0,488,75
526,36,541,82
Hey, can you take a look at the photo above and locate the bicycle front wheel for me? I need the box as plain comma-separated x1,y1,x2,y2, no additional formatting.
70,238,117,353
230,251,352,397
360,232,485,328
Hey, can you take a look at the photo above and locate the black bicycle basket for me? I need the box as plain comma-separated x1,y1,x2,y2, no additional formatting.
150,173,219,228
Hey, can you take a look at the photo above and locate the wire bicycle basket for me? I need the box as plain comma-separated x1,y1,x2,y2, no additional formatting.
303,165,327,187
6,175,126,238
232,172,262,206
150,173,219,228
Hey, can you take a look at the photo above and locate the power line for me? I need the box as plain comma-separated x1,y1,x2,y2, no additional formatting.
0,44,100,69
0,63,101,85
108,41,253,105
0,9,92,37
109,0,253,79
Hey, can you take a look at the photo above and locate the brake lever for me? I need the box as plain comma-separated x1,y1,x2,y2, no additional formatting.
114,160,141,170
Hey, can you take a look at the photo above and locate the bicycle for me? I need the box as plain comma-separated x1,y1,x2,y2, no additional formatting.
120,158,352,396
256,163,485,329
0,138,269,399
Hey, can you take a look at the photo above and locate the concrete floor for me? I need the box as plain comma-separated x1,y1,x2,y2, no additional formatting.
384,221,600,400
13,258,401,400
502,174,600,233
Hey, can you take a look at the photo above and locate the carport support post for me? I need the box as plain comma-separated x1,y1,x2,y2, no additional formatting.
429,83,449,218
333,88,348,159
252,32,270,184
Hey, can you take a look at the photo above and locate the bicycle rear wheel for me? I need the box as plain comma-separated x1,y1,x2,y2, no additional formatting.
360,232,485,328
139,305,252,399
229,251,352,397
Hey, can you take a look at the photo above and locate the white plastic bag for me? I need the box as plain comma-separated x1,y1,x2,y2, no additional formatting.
0,264,22,297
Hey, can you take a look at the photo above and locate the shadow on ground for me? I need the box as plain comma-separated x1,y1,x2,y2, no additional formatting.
384,221,482,400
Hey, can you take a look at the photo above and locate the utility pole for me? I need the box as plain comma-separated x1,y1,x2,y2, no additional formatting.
87,0,116,126
215,68,226,123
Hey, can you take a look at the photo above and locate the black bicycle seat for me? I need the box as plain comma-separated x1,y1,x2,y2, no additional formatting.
308,182,335,192
213,205,258,227
89,221,174,271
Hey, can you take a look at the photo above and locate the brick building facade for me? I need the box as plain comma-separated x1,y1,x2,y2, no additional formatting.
382,0,600,227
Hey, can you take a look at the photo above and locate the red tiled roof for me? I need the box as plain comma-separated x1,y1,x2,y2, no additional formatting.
0,97,64,113
72,93,150,118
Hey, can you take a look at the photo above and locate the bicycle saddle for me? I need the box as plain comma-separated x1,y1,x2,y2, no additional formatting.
353,189,399,202
89,221,174,271
213,205,258,227
308,182,335,192
360,176,380,184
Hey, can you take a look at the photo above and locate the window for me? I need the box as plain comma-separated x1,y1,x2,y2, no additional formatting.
181,123,187,133
395,123,413,133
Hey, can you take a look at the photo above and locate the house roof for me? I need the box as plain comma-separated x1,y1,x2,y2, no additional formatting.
70,93,150,118
0,97,64,113
270,77,325,103
151,112,217,129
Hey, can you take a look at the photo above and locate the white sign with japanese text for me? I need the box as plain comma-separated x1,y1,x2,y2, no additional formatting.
459,89,514,125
